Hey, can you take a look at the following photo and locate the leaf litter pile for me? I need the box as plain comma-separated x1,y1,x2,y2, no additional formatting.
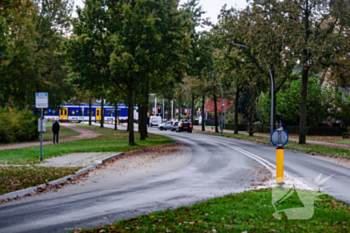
0,166,80,196
77,189,350,233
0,143,183,202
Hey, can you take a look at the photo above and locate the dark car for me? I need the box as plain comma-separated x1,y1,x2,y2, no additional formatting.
176,121,192,133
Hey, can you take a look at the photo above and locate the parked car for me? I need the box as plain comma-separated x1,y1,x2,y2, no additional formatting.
172,121,180,131
158,121,173,131
149,116,162,127
176,121,192,133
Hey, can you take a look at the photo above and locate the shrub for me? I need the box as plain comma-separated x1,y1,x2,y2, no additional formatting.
342,132,349,139
0,109,39,143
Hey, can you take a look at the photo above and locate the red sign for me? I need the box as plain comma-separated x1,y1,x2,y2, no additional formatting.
165,110,168,114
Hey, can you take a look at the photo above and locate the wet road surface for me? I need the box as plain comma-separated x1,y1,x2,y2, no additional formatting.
0,125,349,232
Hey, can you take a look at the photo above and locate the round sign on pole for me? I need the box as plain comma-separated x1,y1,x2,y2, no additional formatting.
270,129,289,147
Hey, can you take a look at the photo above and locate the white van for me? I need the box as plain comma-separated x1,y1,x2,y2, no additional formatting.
149,116,162,127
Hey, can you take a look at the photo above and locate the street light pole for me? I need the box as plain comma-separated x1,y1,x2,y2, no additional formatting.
214,75,224,134
181,84,189,120
228,42,274,133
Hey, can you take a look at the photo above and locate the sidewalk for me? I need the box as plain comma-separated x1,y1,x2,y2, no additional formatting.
0,123,101,151
193,125,350,151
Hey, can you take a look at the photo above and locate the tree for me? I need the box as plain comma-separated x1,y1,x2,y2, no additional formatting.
281,0,350,143
65,0,191,145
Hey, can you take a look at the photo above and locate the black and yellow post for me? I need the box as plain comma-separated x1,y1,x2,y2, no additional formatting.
276,147,284,184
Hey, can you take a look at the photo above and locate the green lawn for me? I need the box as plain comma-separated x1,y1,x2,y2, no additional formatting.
80,188,350,232
42,122,81,141
0,123,80,146
195,131,350,158
0,166,80,195
0,125,175,164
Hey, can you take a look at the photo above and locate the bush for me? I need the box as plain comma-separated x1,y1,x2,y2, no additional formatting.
224,123,248,131
0,109,39,143
342,132,349,139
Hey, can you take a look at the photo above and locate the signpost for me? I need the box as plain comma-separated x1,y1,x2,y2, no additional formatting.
270,129,289,185
36,93,48,162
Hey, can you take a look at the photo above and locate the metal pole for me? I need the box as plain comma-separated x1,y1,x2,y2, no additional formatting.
40,108,43,161
228,42,274,133
181,84,188,120
155,97,157,116
171,100,173,120
216,78,224,134
224,104,226,130
162,99,164,120
264,60,274,133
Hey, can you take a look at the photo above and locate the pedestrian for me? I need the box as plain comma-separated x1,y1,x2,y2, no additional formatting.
279,120,284,129
52,120,60,143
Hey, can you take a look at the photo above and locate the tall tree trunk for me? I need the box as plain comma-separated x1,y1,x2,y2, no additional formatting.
140,91,148,140
139,103,144,138
201,95,205,131
299,67,309,144
137,102,141,133
114,107,117,130
214,94,218,133
234,88,240,134
178,94,181,121
145,86,149,138
89,99,92,125
191,94,194,127
100,98,104,128
249,90,256,136
299,2,310,144
128,88,135,146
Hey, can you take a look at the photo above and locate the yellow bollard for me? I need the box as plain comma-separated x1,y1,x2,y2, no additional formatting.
276,148,284,184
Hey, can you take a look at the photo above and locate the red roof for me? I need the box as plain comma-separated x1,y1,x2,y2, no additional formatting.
205,96,233,112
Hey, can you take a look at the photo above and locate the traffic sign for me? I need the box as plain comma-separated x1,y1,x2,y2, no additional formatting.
165,110,168,114
270,129,289,147
35,92,48,108
38,118,46,132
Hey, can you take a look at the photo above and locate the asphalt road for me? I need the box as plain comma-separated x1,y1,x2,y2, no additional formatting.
0,125,349,232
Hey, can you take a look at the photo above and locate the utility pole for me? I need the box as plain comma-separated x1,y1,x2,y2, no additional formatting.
155,97,157,116
171,100,173,120
162,99,164,120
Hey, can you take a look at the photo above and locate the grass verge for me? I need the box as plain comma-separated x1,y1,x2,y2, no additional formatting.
79,188,350,232
0,123,80,146
0,166,80,195
195,131,350,158
0,125,175,164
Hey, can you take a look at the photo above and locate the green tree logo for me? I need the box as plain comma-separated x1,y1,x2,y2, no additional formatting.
272,174,333,220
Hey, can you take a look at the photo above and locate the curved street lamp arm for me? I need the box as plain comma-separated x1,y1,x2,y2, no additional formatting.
228,42,275,133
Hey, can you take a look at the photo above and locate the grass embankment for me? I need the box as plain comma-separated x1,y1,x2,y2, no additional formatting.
0,166,80,195
42,122,81,141
258,132,350,146
80,189,350,232
0,125,174,195
0,125,175,164
0,123,80,146
195,131,350,158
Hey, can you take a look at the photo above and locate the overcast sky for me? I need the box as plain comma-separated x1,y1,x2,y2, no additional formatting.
73,0,250,27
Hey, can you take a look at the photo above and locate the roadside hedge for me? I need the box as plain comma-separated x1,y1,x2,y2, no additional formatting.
0,109,39,143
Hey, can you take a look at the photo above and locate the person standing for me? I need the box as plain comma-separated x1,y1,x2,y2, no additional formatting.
52,120,60,143
279,120,284,129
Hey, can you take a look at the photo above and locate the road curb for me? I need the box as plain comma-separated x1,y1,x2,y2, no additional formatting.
0,142,178,202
